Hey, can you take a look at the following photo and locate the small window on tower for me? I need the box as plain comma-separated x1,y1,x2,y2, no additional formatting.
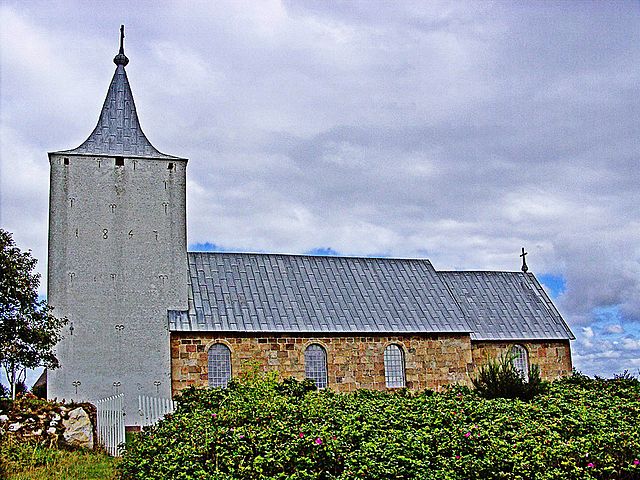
167,162,174,170
115,156,124,167
63,158,69,165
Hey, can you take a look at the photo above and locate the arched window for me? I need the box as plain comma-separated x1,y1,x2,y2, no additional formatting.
208,343,231,388
384,344,406,388
511,345,529,382
304,344,328,389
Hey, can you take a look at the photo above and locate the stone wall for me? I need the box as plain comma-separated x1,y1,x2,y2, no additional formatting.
171,332,473,393
0,395,96,450
470,340,572,380
171,334,574,394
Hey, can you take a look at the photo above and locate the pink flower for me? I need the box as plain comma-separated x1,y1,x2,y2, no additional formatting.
587,463,595,468
455,455,461,460
315,438,323,445
211,413,217,419
299,432,304,438
634,459,639,465
464,432,471,438
238,434,244,439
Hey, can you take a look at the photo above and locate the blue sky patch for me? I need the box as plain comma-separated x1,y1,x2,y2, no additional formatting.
538,274,566,299
305,247,341,256
190,242,231,252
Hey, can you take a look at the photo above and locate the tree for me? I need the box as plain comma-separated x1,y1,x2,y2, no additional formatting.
0,229,67,399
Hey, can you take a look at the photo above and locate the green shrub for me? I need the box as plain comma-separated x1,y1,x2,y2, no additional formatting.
471,351,546,401
118,374,640,480
613,370,640,385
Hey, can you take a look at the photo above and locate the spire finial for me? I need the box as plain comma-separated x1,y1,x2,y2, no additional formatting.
119,25,125,54
113,25,129,66
520,247,529,273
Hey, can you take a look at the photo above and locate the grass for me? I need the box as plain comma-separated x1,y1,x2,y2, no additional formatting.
1,441,119,480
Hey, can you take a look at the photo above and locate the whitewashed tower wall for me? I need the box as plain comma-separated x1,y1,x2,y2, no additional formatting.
47,29,188,424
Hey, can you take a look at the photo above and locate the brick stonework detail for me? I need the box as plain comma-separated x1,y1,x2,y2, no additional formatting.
471,341,572,380
171,334,572,395
171,333,474,394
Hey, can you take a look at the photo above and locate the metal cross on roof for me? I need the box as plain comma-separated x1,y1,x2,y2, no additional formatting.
119,25,125,53
520,247,529,273
113,25,129,66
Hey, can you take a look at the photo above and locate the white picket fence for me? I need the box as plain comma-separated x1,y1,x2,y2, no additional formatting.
138,394,176,426
96,393,125,456
95,393,175,456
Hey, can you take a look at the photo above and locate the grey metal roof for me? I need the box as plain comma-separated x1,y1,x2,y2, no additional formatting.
440,271,575,341
169,252,573,341
53,60,179,159
169,252,471,334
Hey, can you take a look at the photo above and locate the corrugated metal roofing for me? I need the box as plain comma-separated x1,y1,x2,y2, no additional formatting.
168,252,574,341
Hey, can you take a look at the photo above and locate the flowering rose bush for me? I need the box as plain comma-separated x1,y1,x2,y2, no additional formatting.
119,373,640,479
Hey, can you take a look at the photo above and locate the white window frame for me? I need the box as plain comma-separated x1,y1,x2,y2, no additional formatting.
304,344,328,389
208,343,232,388
384,344,406,388
511,344,529,382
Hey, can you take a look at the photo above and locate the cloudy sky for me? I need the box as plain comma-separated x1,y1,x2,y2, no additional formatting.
1,1,638,379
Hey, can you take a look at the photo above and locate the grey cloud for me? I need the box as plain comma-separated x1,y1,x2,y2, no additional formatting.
1,1,638,376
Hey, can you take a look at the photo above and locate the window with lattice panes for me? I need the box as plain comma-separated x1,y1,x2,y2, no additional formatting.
384,344,406,388
304,344,328,388
511,344,529,382
208,343,231,388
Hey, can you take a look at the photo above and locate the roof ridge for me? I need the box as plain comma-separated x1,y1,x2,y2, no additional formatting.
188,250,434,263
439,270,526,274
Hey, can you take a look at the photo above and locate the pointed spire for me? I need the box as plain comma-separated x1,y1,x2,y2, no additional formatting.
56,26,176,159
113,25,129,66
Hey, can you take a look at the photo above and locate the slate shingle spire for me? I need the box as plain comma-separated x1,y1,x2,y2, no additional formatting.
57,25,175,158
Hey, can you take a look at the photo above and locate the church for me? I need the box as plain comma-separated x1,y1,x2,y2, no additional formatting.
47,29,574,425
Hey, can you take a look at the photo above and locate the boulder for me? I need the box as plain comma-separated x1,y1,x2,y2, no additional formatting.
62,407,93,449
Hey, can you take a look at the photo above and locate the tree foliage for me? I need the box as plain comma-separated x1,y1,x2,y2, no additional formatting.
0,229,67,399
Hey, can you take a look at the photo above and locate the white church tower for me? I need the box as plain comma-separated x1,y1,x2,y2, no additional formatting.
47,27,188,424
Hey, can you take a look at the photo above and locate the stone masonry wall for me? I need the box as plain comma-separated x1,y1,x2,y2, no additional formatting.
171,333,473,394
0,396,96,450
471,340,572,380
